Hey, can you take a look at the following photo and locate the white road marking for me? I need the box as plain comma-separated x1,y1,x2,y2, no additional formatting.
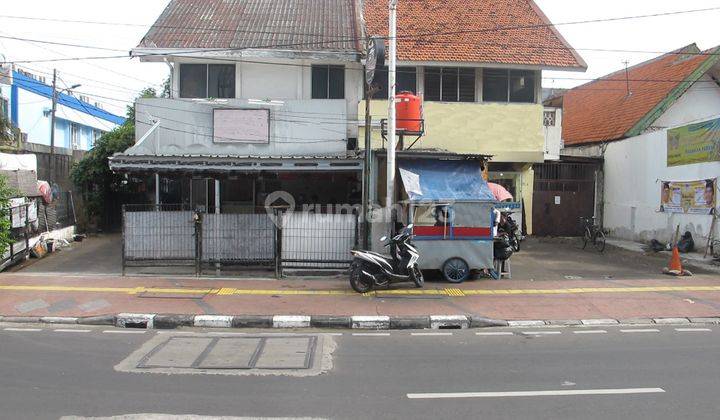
522,331,562,335
675,328,712,332
102,330,147,334
3,328,42,332
411,332,453,336
53,329,91,333
573,330,607,334
407,388,666,399
325,333,344,336
352,332,390,336
620,329,660,333
476,332,514,336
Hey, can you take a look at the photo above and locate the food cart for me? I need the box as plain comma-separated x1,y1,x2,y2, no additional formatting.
398,159,498,283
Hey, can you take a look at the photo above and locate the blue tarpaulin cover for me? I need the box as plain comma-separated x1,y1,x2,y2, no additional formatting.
398,159,496,202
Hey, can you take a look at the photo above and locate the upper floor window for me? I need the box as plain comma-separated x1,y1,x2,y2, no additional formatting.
179,64,236,99
311,65,345,99
483,69,536,103
424,67,475,102
543,110,556,127
367,66,418,99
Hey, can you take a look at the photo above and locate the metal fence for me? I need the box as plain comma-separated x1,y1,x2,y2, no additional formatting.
122,205,357,276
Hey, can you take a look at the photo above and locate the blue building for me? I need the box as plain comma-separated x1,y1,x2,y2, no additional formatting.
0,68,125,151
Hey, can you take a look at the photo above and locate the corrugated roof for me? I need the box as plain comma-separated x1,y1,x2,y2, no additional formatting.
138,0,362,53
562,44,720,145
363,0,585,69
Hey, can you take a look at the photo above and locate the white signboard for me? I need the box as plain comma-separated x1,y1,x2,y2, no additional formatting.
213,109,270,144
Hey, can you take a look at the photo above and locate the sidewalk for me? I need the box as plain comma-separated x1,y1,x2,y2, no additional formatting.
1,272,720,322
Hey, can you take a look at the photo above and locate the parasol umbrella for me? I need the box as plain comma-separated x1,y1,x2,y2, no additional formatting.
487,182,513,202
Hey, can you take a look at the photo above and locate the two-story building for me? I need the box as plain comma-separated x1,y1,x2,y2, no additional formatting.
112,0,365,211
361,0,587,233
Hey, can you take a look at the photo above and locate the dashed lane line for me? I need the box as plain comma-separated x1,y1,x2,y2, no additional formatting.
1,284,720,298
407,388,666,399
3,327,41,332
620,329,660,333
573,330,608,334
675,328,712,332
352,332,391,336
476,332,514,336
411,332,454,336
101,330,147,334
53,329,91,333
522,331,562,335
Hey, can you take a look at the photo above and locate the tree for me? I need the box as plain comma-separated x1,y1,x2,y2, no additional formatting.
0,107,15,146
70,87,157,228
0,174,17,254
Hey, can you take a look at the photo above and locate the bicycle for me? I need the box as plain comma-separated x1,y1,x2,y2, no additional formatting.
580,216,606,253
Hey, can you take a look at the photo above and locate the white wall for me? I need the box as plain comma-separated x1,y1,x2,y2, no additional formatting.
602,79,720,247
543,107,562,160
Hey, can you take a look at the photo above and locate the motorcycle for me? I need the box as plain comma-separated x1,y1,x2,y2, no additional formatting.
498,211,522,252
348,224,424,293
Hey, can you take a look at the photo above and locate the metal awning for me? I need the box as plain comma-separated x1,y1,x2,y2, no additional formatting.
109,154,363,173
398,159,496,203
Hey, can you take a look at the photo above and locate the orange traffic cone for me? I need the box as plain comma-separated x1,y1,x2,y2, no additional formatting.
669,246,682,272
663,244,692,276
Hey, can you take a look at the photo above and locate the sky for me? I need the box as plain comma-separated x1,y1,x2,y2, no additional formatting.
1,0,720,116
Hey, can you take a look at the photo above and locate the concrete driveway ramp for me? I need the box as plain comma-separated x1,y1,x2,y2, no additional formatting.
117,334,332,376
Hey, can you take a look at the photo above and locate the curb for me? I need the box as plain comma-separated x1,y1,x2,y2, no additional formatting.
1,314,719,330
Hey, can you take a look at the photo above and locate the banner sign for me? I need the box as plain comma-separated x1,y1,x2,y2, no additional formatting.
667,118,720,167
660,178,716,214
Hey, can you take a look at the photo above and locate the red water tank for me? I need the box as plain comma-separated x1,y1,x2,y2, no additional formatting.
396,91,423,133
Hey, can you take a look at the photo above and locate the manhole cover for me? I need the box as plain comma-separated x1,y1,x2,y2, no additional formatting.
116,334,334,376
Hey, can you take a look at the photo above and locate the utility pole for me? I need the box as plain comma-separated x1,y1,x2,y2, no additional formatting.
386,0,398,229
49,69,58,185
623,60,631,96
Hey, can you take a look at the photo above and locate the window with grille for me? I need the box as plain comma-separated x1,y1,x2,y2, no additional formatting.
366,66,417,99
70,123,80,150
423,67,475,102
543,110,556,126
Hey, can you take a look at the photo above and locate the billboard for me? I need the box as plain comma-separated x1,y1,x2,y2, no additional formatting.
660,178,716,215
667,117,720,167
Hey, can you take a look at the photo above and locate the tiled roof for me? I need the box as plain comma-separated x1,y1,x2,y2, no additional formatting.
363,0,585,69
138,0,362,53
562,44,720,145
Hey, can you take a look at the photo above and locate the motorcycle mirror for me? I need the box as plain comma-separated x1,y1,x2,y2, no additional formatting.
380,236,388,242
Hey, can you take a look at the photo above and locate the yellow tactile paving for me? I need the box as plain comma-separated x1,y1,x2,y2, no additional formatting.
1,284,720,297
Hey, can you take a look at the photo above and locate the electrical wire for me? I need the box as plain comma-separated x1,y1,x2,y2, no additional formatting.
3,6,720,65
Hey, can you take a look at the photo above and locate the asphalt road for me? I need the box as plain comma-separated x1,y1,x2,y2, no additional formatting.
1,324,719,420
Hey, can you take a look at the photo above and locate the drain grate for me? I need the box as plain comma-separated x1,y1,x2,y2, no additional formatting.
136,336,317,370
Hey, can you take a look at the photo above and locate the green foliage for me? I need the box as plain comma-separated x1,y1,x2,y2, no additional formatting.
0,174,17,254
71,86,158,225
0,107,14,145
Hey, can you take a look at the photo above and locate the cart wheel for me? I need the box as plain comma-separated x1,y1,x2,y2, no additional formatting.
442,258,470,283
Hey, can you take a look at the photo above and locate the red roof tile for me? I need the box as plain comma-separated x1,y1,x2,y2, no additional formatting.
562,44,720,145
363,0,585,69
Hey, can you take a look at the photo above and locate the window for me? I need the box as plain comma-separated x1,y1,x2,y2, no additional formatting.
311,65,345,99
70,123,80,150
92,129,102,147
367,66,418,99
482,69,536,103
543,110,556,127
423,67,475,102
179,64,236,98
